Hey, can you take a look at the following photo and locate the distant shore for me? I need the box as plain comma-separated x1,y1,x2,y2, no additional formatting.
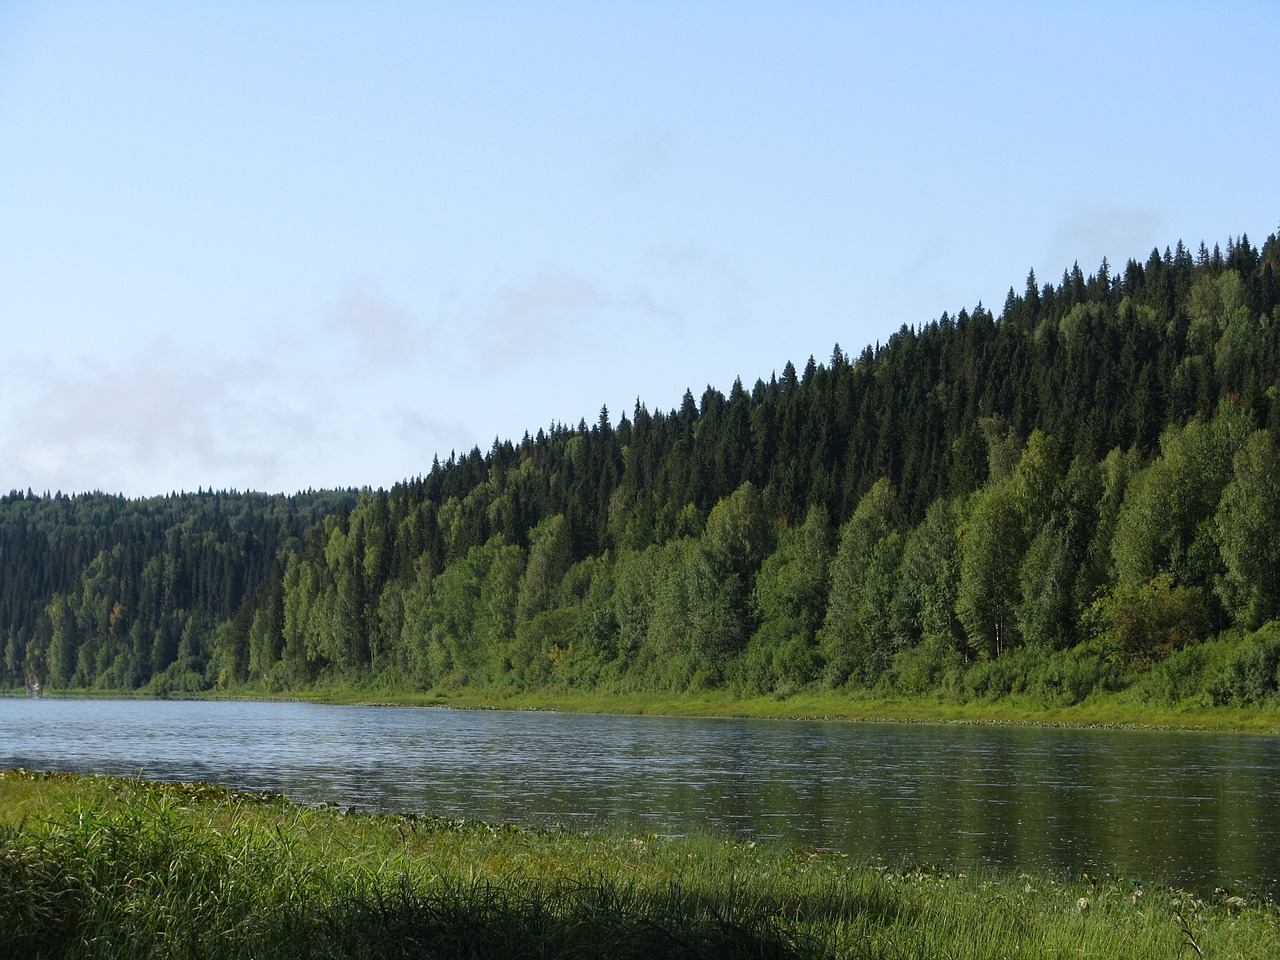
11,683,1278,735
302,686,1280,734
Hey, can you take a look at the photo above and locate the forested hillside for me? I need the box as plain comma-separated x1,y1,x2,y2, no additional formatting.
5,233,1280,707
0,490,356,692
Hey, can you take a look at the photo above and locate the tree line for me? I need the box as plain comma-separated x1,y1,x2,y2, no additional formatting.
4,232,1280,705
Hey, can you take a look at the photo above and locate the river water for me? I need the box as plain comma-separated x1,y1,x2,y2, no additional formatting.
2,697,1277,893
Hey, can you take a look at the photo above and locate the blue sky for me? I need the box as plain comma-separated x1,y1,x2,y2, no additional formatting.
2,2,1277,497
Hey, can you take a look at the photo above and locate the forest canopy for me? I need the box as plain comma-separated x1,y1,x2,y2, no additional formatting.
4,232,1280,708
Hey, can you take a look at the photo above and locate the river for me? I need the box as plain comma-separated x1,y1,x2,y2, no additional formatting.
2,697,1277,893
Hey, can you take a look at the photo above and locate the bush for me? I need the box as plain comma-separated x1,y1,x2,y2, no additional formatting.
956,644,1126,706
1131,640,1218,706
1085,575,1210,669
888,641,965,697
962,648,1041,700
1207,622,1280,706
1027,647,1124,705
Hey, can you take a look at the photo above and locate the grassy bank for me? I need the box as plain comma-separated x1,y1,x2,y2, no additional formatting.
2,771,1276,959
266,684,1280,735
10,681,1280,734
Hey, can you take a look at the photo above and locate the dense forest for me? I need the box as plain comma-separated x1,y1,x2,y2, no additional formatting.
5,232,1280,707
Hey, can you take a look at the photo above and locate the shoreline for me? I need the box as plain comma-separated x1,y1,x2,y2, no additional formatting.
9,684,1280,735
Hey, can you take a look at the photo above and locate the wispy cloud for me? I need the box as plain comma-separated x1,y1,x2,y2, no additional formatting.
618,287,682,326
471,271,605,362
0,259,733,495
327,280,418,365
608,126,681,191
1048,205,1163,273
392,407,474,463
1,339,323,495
458,268,692,368
645,241,752,332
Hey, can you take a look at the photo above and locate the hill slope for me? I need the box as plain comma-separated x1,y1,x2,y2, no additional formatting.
4,232,1280,707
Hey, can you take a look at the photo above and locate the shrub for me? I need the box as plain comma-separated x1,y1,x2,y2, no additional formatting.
1207,622,1280,706
1130,640,1222,705
1028,647,1124,705
889,641,965,697
1085,574,1209,669
962,648,1041,700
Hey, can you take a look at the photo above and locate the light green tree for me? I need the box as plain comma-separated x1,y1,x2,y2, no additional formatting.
477,542,525,679
641,537,702,689
820,479,902,686
650,482,771,689
45,594,78,687
956,483,1023,660
1016,525,1074,648
742,504,832,691
610,545,662,674
1214,430,1280,628
890,497,964,677
1113,406,1250,592
516,515,572,625
955,430,1063,661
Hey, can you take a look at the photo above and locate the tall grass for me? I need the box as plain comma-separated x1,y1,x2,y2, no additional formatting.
2,771,1277,959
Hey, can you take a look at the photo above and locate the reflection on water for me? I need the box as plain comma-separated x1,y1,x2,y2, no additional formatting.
1,698,1277,893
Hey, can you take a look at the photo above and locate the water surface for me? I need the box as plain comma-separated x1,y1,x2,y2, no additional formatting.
2,698,1276,893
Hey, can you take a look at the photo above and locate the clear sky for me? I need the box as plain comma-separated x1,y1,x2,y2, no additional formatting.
2,2,1277,498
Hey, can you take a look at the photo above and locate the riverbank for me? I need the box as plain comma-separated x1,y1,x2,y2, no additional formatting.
3,770,1276,959
280,685,1280,735
8,683,1280,735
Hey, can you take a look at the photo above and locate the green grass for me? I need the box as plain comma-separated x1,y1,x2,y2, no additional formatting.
2,770,1277,959
261,683,1280,736
12,671,1280,735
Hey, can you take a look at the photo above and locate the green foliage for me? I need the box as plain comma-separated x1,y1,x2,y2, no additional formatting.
740,506,831,693
818,480,902,687
1128,637,1227,706
1112,406,1251,596
606,546,661,677
1085,574,1210,670
516,516,571,624
1028,647,1125,705
957,644,1123,705
1017,525,1074,649
956,483,1024,660
1206,622,1280,706
888,497,964,688
505,607,581,689
695,484,772,674
3,230,1280,709
1214,430,1280,628
635,538,702,690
